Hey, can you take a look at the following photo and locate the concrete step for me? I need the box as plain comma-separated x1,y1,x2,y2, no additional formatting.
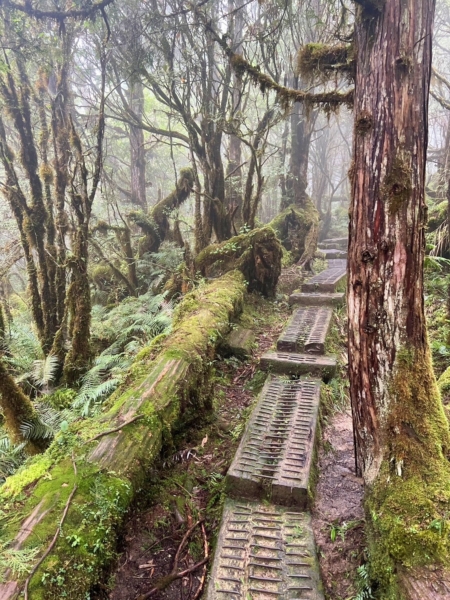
320,237,347,250
205,498,325,600
289,291,345,307
227,377,321,508
277,307,332,354
302,263,346,293
316,247,347,260
259,351,336,379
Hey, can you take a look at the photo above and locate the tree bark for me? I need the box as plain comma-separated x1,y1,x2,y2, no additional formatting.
348,0,436,481
348,1,450,595
129,81,147,210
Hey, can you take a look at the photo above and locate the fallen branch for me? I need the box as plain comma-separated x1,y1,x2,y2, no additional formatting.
191,522,209,600
137,520,208,599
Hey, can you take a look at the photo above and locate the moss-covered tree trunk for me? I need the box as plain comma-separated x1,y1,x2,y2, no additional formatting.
195,227,282,297
348,0,450,595
0,360,46,454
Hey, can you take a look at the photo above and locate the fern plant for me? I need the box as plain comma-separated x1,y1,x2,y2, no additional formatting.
19,402,75,443
73,291,173,416
0,435,26,483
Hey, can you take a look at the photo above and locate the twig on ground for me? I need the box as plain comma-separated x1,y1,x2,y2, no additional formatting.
85,415,144,443
191,521,209,600
136,520,208,599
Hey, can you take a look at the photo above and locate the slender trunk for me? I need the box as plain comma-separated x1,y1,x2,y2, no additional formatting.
129,81,147,210
283,76,315,210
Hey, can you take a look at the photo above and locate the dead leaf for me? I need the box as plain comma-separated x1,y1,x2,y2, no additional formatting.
201,435,208,447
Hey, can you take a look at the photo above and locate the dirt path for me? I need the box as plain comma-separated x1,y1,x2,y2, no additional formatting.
312,411,366,600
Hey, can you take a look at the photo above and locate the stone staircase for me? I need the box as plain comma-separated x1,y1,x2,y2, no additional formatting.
205,239,347,600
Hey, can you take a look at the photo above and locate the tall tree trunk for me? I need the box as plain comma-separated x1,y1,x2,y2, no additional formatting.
129,81,147,210
348,1,450,595
283,76,315,210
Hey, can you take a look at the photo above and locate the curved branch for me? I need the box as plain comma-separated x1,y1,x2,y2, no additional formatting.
0,0,114,20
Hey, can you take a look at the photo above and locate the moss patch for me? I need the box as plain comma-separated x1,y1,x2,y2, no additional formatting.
366,347,450,597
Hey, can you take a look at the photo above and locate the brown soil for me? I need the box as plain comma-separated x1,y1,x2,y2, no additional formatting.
312,411,366,600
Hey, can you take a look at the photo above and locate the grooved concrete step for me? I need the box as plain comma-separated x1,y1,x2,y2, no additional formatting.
205,498,325,600
315,247,347,260
301,264,346,293
259,352,336,378
319,237,347,250
277,307,332,354
227,377,321,507
289,292,345,307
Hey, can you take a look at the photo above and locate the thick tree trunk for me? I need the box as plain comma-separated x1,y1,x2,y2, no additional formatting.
348,0,450,595
0,360,47,454
195,227,282,297
349,0,435,481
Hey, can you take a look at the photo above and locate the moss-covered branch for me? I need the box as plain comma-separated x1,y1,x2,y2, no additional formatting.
0,271,246,600
268,200,319,262
130,167,195,254
195,227,282,297
200,18,354,112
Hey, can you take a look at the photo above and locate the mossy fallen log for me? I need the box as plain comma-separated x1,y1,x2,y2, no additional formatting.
0,271,246,600
268,199,319,263
194,226,282,297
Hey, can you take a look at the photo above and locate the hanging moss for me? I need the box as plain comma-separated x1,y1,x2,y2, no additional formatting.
365,347,450,597
297,43,355,81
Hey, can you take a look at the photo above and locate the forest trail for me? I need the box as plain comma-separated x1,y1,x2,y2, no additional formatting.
204,241,348,599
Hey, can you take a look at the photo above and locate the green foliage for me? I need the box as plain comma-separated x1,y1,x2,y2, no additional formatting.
0,435,26,483
0,543,41,582
136,242,185,290
74,292,173,416
19,402,73,442
352,564,374,600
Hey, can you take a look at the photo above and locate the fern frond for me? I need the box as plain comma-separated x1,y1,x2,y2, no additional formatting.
32,354,59,386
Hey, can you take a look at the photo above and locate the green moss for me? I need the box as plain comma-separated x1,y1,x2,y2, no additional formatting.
438,366,450,395
195,228,282,297
366,347,450,597
1,454,53,500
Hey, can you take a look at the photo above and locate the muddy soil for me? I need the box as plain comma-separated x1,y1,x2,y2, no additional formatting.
312,411,366,600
